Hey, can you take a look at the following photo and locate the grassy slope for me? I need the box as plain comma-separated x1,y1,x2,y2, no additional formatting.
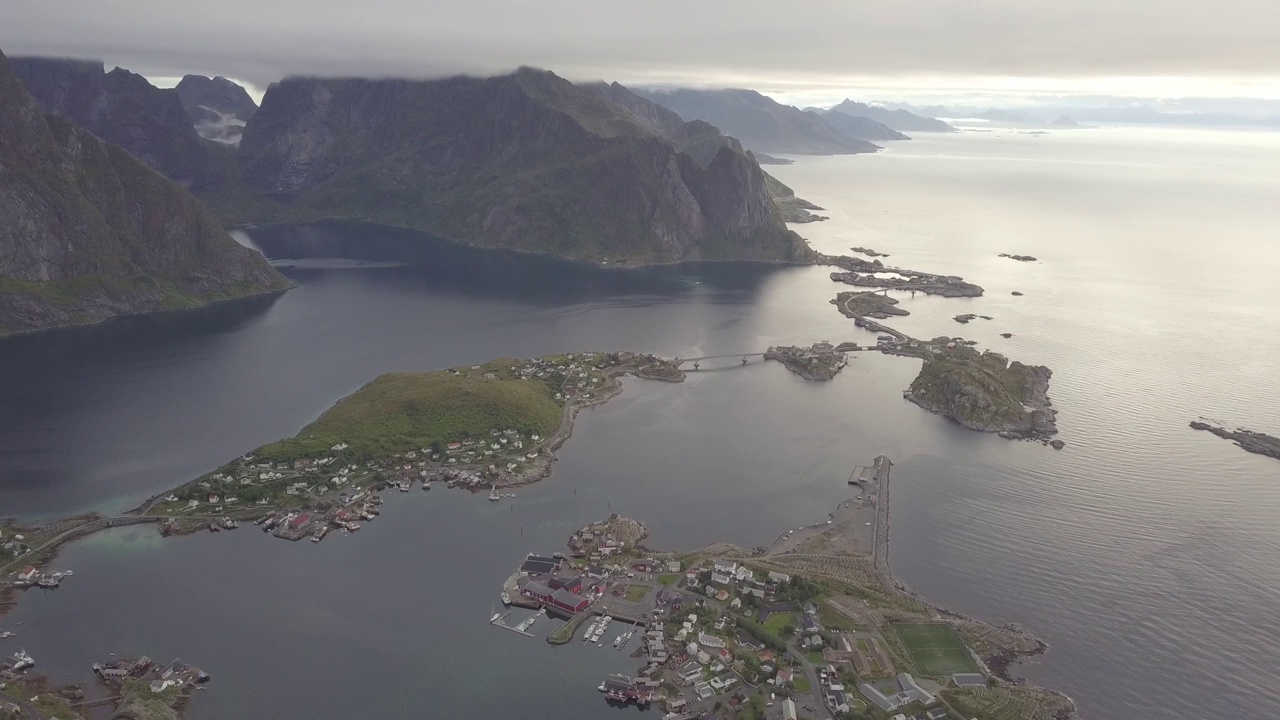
255,360,564,462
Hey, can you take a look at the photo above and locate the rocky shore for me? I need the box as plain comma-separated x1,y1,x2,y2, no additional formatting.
1189,420,1280,460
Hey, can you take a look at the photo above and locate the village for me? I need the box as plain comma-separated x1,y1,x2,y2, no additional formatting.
486,514,1040,720
134,352,683,543
0,648,208,720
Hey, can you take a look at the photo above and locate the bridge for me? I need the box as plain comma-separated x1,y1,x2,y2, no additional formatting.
672,352,767,367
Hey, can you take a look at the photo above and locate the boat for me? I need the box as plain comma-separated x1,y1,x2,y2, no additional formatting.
8,649,34,671
500,591,511,606
0,631,14,639
422,481,431,491
488,486,501,501
490,613,502,623
37,575,60,588
612,634,623,648
311,526,329,543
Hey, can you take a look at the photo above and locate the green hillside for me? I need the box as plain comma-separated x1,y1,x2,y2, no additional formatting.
255,361,565,462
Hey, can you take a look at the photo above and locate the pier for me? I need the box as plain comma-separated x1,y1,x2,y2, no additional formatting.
489,611,536,638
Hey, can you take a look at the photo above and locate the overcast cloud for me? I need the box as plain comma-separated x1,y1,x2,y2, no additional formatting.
3,0,1280,101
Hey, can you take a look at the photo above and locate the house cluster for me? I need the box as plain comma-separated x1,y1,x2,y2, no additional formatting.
684,560,795,605
0,528,29,559
93,655,210,695
254,491,385,541
510,353,610,403
440,428,541,473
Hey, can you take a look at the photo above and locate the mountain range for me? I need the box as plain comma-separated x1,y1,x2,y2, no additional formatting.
9,57,224,190
0,49,287,336
3,54,837,334
826,99,956,133
228,68,813,264
634,87,899,155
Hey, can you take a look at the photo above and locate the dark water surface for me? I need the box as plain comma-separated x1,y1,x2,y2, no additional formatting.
2,128,1279,719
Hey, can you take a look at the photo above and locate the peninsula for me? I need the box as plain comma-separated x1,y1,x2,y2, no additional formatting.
494,456,1074,719
1189,420,1280,461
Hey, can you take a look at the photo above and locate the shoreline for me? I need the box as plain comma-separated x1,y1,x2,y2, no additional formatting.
0,353,690,612
0,284,292,342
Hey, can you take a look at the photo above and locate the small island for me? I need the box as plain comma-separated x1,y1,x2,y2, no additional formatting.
850,246,890,258
1189,420,1280,461
764,343,850,381
905,346,1058,441
953,314,993,324
998,253,1038,262
817,252,985,299
833,291,910,320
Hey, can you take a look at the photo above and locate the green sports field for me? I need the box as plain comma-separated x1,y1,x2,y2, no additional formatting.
894,623,980,676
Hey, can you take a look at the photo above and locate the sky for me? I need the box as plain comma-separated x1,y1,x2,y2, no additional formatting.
3,0,1280,108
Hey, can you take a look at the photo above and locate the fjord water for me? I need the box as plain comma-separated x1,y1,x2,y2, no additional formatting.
2,127,1279,719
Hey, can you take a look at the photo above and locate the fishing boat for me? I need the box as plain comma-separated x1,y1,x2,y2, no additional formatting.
612,634,623,648
422,480,431,491
488,486,501,501
0,631,14,639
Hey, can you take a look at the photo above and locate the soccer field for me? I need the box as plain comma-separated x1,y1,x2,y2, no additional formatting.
894,623,980,676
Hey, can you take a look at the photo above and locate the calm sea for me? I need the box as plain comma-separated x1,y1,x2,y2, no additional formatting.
1,126,1278,719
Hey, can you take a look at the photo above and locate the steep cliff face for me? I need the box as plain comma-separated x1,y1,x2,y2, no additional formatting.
233,68,811,264
0,50,288,336
176,75,258,122
175,74,258,145
10,56,220,189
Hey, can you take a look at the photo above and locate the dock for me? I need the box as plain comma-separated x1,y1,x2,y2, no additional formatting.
489,611,535,638
849,454,892,485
